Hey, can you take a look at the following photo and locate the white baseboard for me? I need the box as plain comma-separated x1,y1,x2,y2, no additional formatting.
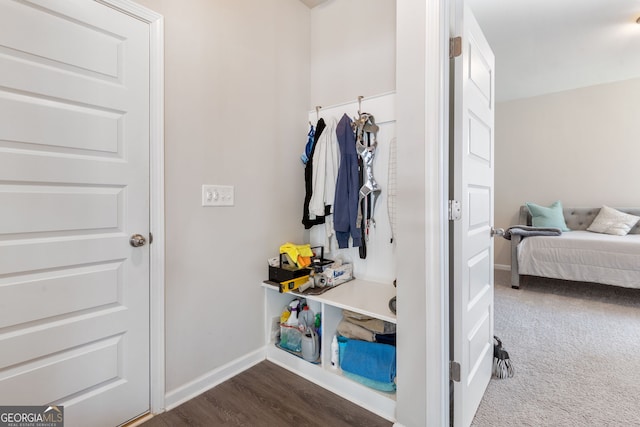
164,347,266,411
494,264,510,271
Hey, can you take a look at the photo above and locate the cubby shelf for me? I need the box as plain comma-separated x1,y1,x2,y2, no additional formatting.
262,279,397,422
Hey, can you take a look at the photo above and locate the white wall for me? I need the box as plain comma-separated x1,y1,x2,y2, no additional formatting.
495,77,640,266
133,2,447,424
308,0,397,282
134,0,310,394
309,0,396,109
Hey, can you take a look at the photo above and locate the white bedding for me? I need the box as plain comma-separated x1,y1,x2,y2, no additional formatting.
517,230,640,289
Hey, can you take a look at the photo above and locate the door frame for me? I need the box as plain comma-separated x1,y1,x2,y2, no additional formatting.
95,0,165,414
395,0,451,425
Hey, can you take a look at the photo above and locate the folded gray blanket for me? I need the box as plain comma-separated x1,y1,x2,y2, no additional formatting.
502,225,562,240
337,319,375,342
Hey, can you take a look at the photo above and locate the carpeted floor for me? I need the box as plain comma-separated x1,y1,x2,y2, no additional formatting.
472,270,640,427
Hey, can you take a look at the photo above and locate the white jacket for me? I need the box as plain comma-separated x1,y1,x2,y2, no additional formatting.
309,117,339,218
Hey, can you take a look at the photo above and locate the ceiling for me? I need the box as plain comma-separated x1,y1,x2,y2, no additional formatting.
466,0,640,101
299,0,327,9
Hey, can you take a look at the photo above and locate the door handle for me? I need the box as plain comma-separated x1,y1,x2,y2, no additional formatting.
491,227,504,238
130,234,147,247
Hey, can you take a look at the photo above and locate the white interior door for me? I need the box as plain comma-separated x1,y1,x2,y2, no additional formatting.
452,4,496,427
0,1,150,426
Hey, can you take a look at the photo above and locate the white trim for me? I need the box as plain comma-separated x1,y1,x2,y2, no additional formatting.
429,0,450,423
148,14,166,416
164,349,266,411
95,0,166,415
95,0,160,21
494,264,510,271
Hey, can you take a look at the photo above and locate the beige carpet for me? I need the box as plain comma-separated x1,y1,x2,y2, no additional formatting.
472,270,640,427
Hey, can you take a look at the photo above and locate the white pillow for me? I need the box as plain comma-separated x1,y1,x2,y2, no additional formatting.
587,206,640,236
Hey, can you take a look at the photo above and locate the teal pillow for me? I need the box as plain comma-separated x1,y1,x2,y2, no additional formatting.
525,200,570,231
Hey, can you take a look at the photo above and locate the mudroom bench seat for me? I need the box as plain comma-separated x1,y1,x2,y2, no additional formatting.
510,206,640,289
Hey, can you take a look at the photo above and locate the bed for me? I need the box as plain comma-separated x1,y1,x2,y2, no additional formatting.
511,206,640,289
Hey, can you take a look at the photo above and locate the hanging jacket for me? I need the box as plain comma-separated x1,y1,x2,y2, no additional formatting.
309,117,339,219
301,124,315,164
333,114,362,248
302,118,326,229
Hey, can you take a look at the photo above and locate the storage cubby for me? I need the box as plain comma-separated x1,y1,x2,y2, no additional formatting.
262,279,397,421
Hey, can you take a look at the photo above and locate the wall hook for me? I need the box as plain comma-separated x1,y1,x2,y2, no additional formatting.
315,105,322,121
357,95,364,114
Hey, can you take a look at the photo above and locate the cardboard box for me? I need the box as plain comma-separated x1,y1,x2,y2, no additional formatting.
322,263,353,287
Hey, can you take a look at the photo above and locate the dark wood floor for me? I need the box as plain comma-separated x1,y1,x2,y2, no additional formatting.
142,361,393,427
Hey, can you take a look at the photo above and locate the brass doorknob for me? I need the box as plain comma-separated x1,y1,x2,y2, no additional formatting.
130,234,147,247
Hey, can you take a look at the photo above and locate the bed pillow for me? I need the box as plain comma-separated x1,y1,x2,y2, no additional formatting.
525,200,570,231
587,206,640,236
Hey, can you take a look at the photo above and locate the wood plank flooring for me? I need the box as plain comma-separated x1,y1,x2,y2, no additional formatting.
142,361,393,427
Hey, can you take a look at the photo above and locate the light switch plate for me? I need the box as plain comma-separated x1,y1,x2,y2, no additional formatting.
202,185,234,207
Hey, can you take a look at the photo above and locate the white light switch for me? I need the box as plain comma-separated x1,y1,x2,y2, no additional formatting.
202,185,234,206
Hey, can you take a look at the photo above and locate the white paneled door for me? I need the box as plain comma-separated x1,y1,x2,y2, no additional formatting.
0,1,150,426
452,5,496,427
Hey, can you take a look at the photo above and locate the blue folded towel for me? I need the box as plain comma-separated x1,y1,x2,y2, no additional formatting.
342,370,396,393
340,340,396,383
